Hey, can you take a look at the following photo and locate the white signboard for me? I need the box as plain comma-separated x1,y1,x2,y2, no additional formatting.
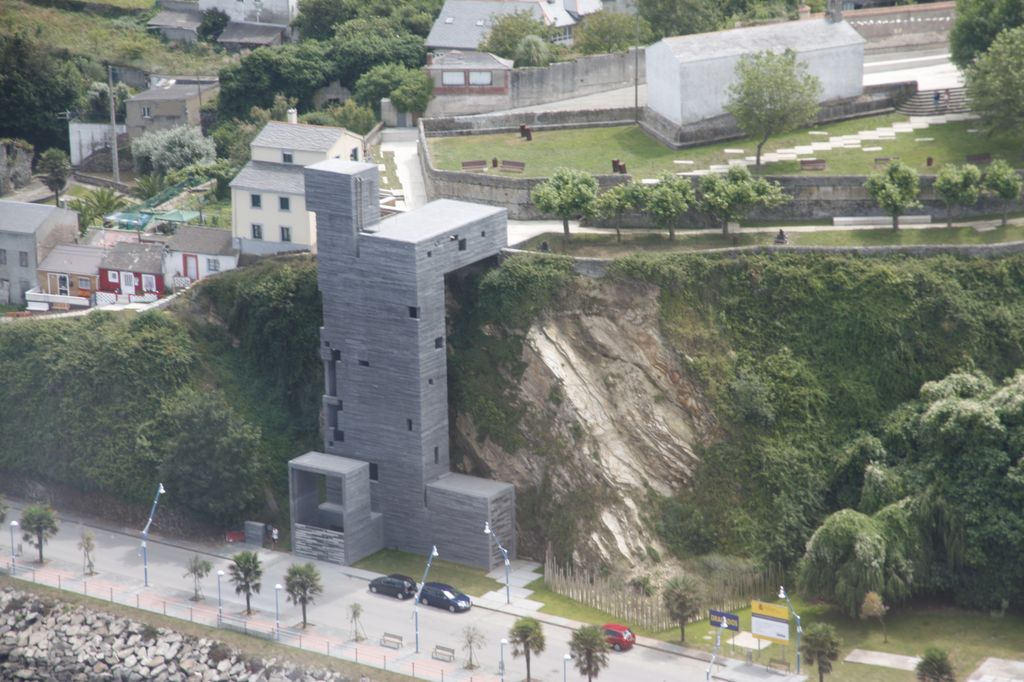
751,614,790,643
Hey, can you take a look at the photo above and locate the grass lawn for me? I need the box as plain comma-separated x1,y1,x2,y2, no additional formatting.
353,550,502,598
521,221,1024,257
0,0,235,74
428,115,1024,179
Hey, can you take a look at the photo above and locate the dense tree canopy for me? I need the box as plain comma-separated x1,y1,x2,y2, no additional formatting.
131,125,216,176
479,12,557,61
698,166,788,234
328,18,426,90
637,0,723,38
217,41,331,119
964,25,1024,138
949,0,1024,68
865,160,921,229
293,0,441,40
573,11,653,55
530,168,599,241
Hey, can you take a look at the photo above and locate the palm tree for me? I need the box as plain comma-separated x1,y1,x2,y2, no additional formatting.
462,624,486,670
68,188,129,232
184,555,212,601
509,616,546,682
662,573,705,642
133,173,168,200
800,622,841,682
20,505,59,564
570,625,610,682
37,148,70,206
78,529,96,576
228,551,263,615
349,602,366,641
284,562,323,627
916,647,955,682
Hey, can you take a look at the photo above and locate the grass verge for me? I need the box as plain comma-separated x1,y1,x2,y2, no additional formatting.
0,575,413,681
353,550,502,598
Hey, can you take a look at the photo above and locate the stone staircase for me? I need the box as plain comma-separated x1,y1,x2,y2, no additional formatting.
897,87,971,116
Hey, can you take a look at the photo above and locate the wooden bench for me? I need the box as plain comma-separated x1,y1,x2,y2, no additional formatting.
499,160,526,173
432,645,456,662
768,658,791,673
460,159,488,172
800,158,827,171
380,632,404,649
874,157,892,167
966,153,993,166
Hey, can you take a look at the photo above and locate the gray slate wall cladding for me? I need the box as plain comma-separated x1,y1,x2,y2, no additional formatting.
293,159,516,570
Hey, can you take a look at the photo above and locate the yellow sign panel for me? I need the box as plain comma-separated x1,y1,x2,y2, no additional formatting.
751,600,789,620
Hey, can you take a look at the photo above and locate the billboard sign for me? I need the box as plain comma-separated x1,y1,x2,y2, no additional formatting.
750,600,790,644
709,609,740,632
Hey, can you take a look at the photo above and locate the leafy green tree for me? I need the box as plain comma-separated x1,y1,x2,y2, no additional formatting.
950,0,1024,68
292,0,358,41
637,0,723,39
480,12,557,60
699,165,789,234
801,623,841,682
285,562,323,627
865,160,921,229
228,550,263,615
355,63,417,115
982,159,1022,226
574,11,653,55
531,168,599,241
725,49,822,167
141,387,265,525
965,25,1024,137
294,0,440,40
916,647,955,682
198,9,230,42
78,530,96,576
20,505,59,564
934,163,982,227
592,181,647,242
860,591,888,643
645,173,694,240
461,624,486,669
662,573,704,642
514,34,553,67
300,100,378,135
84,81,132,123
0,33,86,151
131,126,216,176
570,625,609,681
37,148,71,206
327,18,426,90
389,70,434,116
217,41,332,118
508,617,545,682
0,495,6,525
184,555,212,601
167,160,239,200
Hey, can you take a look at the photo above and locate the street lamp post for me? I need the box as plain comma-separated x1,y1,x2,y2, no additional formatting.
706,617,729,680
414,545,438,654
563,653,571,682
139,483,166,587
274,583,282,640
779,586,802,674
499,637,508,682
484,521,511,605
216,570,225,620
9,521,18,576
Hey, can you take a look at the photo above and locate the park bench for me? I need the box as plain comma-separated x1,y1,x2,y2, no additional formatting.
874,157,892,167
461,160,488,172
432,645,456,662
966,153,993,166
800,158,827,171
380,632,404,649
499,160,526,173
767,658,791,672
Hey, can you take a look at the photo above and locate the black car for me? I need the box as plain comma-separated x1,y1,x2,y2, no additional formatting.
369,574,417,599
418,582,472,612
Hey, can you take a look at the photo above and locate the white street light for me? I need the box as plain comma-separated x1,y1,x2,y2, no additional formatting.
484,521,511,605
563,653,572,682
414,545,439,653
779,585,802,674
274,583,283,640
9,520,18,576
140,482,166,587
216,570,225,619
499,637,508,681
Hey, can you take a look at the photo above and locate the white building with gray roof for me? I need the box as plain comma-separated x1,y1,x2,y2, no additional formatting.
645,14,865,127
0,201,78,306
426,0,601,52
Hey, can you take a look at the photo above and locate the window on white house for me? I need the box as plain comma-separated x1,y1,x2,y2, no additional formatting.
442,71,465,86
252,223,263,239
207,258,219,272
279,196,290,211
251,193,262,209
142,274,157,292
19,251,28,267
282,151,293,164
142,106,151,118
78,278,90,290
0,249,6,265
280,226,292,242
469,71,492,86
107,271,119,283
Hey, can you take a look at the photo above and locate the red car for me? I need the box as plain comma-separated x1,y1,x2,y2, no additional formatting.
603,623,636,651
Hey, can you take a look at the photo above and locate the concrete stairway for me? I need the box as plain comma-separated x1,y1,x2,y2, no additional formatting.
897,87,971,116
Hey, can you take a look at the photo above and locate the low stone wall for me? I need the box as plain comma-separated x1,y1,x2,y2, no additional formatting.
510,49,644,109
0,139,33,196
842,1,955,50
423,106,639,137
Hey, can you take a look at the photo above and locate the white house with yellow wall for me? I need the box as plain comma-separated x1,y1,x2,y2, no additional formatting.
230,114,364,256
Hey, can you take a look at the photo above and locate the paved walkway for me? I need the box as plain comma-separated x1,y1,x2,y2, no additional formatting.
845,649,921,671
969,657,1024,682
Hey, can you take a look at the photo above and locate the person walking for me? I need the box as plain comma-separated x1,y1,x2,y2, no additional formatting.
271,527,279,550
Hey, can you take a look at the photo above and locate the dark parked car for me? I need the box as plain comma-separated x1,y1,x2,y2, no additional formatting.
369,574,417,599
418,582,472,612
603,623,635,651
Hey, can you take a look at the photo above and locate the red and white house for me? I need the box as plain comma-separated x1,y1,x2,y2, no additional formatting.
98,242,166,300
164,226,238,289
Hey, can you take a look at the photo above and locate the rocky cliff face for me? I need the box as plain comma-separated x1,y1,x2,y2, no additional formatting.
451,276,717,568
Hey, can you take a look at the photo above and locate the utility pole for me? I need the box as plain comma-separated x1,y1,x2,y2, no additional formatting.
107,64,121,184
633,9,640,124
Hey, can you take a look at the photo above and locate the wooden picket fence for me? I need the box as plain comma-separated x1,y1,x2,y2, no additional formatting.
543,547,782,631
